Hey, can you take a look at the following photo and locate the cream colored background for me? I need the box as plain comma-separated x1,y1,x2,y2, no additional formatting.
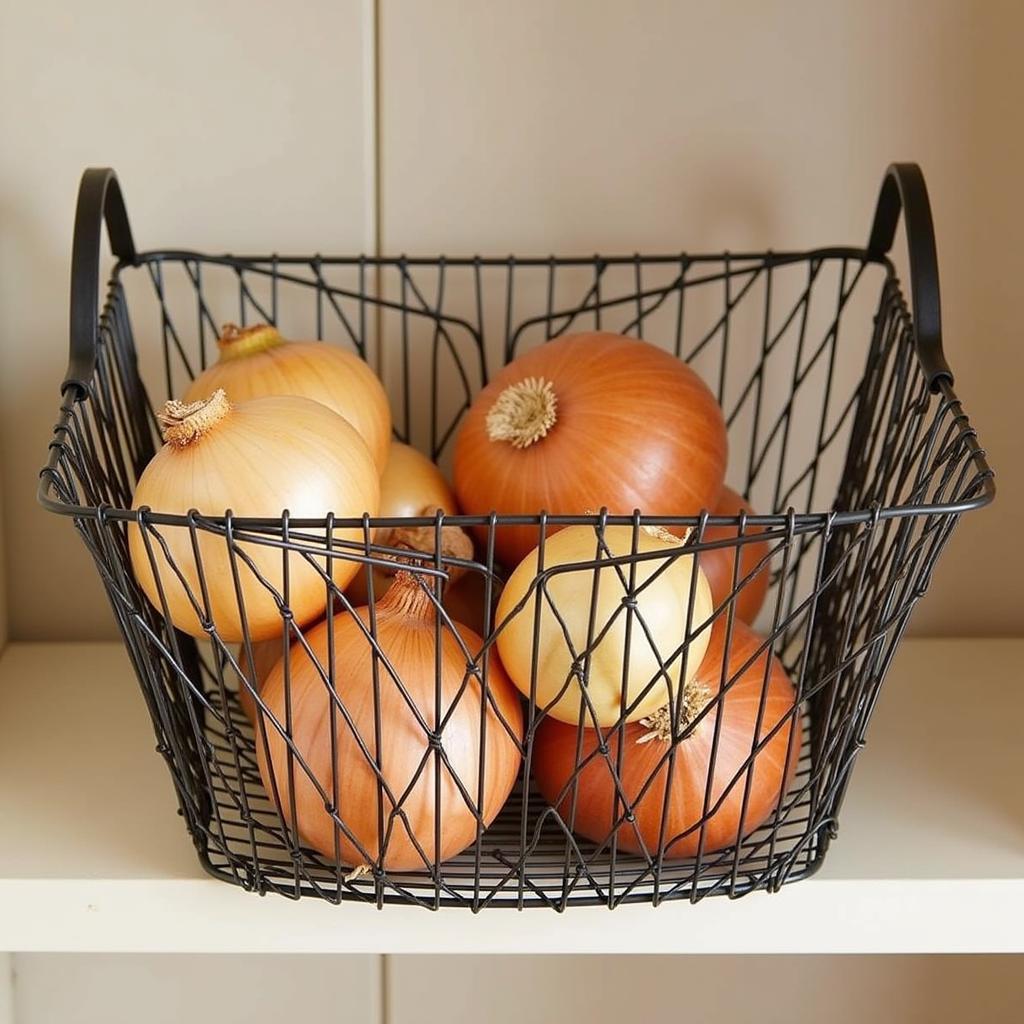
0,0,375,640
0,0,1020,641
3,954,1022,1023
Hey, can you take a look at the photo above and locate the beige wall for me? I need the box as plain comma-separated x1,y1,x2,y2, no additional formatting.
0,461,6,652
1,0,1020,640
0,0,375,640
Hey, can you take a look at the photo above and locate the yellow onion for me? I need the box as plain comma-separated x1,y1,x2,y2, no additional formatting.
345,441,469,606
495,524,713,726
257,572,524,871
129,389,380,642
182,323,391,471
379,441,457,517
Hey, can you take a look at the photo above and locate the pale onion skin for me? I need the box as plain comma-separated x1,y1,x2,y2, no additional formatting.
379,441,457,517
531,618,802,859
345,440,461,606
237,639,286,724
129,394,380,642
452,332,728,568
182,324,392,471
256,575,524,871
697,486,771,623
495,525,713,727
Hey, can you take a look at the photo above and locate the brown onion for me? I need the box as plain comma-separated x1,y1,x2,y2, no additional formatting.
452,332,728,567
237,640,283,724
531,618,801,858
257,572,523,871
441,570,490,638
698,486,771,622
183,323,391,471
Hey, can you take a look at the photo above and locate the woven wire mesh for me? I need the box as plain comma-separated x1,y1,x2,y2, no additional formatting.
40,249,992,909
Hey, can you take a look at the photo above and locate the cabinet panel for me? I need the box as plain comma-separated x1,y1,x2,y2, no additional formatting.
12,954,380,1024
387,955,1023,1024
0,955,11,1024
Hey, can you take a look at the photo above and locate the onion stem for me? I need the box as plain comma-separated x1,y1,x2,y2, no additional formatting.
640,524,686,545
377,506,474,585
380,570,437,618
158,389,231,447
217,322,284,360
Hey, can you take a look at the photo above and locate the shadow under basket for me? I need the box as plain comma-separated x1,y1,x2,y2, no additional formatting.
39,164,994,910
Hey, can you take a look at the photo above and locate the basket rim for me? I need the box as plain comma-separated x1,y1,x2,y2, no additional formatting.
121,244,880,267
37,246,995,528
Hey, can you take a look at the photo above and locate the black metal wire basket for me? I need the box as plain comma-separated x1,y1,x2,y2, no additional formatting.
39,164,993,910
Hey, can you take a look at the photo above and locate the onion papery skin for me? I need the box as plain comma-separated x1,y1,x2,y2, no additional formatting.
182,324,391,471
452,332,728,568
698,486,771,623
495,524,714,727
129,392,380,642
237,639,286,724
256,575,524,871
345,441,463,606
346,567,486,640
531,618,801,858
378,441,457,518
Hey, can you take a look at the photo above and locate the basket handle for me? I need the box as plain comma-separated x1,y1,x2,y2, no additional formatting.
64,167,137,395
867,162,951,391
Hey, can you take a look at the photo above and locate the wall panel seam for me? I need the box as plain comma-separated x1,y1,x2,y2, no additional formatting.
362,0,384,377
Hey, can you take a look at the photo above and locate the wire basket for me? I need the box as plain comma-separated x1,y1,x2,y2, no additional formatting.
39,164,993,910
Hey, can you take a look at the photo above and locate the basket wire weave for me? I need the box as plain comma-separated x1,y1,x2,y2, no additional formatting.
38,166,994,909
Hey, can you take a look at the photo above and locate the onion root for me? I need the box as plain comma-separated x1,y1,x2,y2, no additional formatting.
637,680,712,743
485,376,558,449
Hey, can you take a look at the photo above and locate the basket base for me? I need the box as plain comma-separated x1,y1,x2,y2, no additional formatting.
193,690,827,910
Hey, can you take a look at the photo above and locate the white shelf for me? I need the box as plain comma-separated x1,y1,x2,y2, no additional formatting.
1,639,1022,954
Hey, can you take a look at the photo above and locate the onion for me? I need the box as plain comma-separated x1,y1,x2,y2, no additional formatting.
495,524,713,727
698,486,771,623
243,579,487,730
237,640,282,724
531,618,801,858
345,441,468,606
256,572,524,871
129,390,380,642
453,332,728,567
441,570,490,637
183,323,391,471
379,441,457,517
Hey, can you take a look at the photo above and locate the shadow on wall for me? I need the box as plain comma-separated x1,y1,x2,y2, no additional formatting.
687,158,781,254
920,0,1023,635
0,190,117,641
